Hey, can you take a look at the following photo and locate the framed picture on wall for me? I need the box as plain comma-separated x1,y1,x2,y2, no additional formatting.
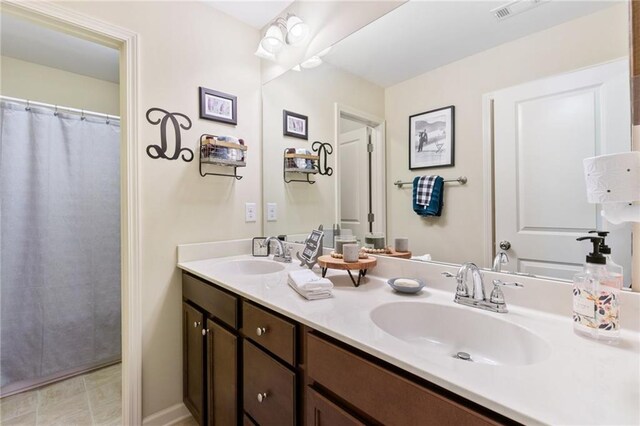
199,87,237,125
409,105,455,169
283,110,308,140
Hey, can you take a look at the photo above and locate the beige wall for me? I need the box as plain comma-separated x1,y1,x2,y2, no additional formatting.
385,4,629,265
261,1,404,83
1,55,119,115
52,0,262,417
263,63,384,236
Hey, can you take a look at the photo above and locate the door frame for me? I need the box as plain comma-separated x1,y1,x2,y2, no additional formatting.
3,1,142,424
334,104,387,236
481,95,495,269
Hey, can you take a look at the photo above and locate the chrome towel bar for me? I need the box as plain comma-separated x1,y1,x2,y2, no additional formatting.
393,176,467,188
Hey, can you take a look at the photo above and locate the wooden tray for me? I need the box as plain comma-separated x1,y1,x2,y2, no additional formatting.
373,250,412,259
317,255,377,271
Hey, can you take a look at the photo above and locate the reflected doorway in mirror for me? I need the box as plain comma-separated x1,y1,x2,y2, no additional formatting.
409,105,455,169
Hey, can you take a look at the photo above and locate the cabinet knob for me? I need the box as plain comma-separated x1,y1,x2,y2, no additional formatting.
201,328,209,336
257,392,268,403
256,327,267,336
193,321,201,328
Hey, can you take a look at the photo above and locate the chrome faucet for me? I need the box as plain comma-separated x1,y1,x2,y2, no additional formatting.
442,262,523,313
264,237,292,263
492,251,509,272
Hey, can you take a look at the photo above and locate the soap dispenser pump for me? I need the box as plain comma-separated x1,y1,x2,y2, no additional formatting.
573,236,620,343
588,230,624,289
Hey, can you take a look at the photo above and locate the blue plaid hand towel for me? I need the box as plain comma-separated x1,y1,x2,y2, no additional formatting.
413,176,444,217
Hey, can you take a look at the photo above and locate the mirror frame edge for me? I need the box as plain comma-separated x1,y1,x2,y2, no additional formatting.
631,0,640,292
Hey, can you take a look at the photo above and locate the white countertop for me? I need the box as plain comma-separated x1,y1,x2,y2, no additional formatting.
177,253,640,425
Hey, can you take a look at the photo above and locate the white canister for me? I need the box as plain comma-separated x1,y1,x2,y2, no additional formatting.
395,238,409,252
343,244,359,263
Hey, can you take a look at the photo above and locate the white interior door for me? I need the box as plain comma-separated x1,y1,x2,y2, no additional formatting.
339,127,370,240
493,59,631,281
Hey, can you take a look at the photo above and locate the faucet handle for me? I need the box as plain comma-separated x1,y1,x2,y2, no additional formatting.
490,279,523,304
492,279,523,288
282,243,292,259
441,271,469,298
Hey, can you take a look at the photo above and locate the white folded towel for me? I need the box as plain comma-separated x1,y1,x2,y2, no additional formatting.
411,254,432,262
288,280,332,300
288,270,333,300
288,270,333,291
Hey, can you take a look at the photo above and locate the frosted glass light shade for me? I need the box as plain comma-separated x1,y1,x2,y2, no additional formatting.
300,56,322,69
285,15,309,45
261,24,284,54
254,45,276,61
583,152,640,203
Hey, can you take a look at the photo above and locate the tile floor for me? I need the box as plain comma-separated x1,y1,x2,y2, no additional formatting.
0,363,122,426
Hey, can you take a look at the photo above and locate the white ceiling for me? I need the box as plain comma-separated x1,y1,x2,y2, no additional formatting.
203,0,294,29
1,13,120,83
324,0,618,88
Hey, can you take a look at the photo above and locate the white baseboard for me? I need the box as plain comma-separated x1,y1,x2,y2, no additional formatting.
142,402,191,426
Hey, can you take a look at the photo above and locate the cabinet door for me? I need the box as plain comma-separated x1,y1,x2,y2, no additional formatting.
306,387,364,426
183,302,205,424
206,319,238,426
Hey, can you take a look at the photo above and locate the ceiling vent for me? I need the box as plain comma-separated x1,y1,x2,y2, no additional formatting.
491,0,549,21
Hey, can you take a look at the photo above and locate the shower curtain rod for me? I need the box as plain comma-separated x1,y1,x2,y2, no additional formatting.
0,95,120,122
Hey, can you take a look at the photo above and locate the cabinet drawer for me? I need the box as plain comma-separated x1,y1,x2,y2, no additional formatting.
242,301,296,365
306,386,365,426
306,333,500,426
183,272,238,329
243,340,295,426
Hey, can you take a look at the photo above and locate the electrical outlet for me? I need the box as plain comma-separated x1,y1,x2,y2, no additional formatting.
267,203,277,222
245,203,257,222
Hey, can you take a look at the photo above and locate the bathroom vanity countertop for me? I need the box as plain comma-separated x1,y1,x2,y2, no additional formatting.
178,254,640,426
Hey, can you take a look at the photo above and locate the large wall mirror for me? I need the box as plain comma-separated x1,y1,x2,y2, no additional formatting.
262,0,634,286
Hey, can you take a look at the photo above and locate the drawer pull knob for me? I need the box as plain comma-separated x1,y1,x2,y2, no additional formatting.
256,327,267,336
193,321,201,328
257,392,268,403
201,328,209,336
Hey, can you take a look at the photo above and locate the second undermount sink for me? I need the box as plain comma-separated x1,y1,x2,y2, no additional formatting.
210,259,286,276
370,302,550,366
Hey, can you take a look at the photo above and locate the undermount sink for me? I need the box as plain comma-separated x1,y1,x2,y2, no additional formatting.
210,259,286,275
370,302,550,366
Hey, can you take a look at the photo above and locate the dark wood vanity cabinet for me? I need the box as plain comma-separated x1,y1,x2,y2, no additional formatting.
206,319,238,426
183,302,205,423
183,273,240,426
182,271,514,426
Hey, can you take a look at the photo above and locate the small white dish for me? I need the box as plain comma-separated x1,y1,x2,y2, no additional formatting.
387,277,425,294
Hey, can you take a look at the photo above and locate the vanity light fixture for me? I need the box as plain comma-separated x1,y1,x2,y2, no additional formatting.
257,13,309,56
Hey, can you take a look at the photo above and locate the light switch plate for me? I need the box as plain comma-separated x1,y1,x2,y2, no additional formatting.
267,203,277,222
245,203,257,222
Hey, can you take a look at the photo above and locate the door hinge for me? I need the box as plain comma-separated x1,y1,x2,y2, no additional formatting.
367,142,373,153
368,213,375,223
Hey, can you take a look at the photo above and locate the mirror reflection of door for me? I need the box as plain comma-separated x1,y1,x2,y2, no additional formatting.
337,112,385,245
339,125,370,240
491,59,632,283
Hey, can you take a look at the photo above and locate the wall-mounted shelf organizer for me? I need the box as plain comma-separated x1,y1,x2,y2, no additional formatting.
283,148,319,184
199,134,247,180
393,176,468,188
